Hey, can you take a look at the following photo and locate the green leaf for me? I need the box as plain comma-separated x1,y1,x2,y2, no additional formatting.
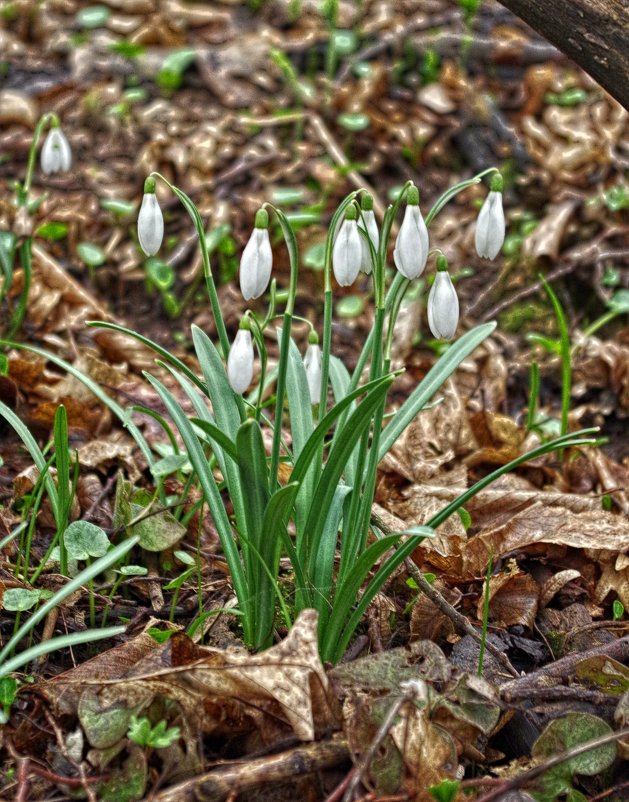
378,322,496,459
87,321,207,395
532,713,616,782
101,198,137,217
337,113,370,131
77,241,106,268
303,242,326,271
271,187,305,205
145,258,175,291
0,676,17,707
300,377,393,569
0,230,16,300
0,400,58,520
336,295,365,318
236,420,272,645
79,688,133,748
114,476,186,552
35,221,68,241
0,537,138,673
150,453,190,479
310,483,352,631
158,48,196,91
75,4,110,28
280,329,315,532
63,521,111,560
428,779,461,802
2,588,46,612
0,343,154,469
144,373,251,644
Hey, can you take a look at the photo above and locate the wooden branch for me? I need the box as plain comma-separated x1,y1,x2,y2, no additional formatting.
498,0,629,110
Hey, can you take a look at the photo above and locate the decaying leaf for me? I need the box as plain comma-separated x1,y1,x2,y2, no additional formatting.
45,610,335,744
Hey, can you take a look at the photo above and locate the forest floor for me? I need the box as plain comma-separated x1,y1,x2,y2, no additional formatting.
1,1,629,800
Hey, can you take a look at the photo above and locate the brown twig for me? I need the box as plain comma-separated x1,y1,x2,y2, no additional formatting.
501,634,629,700
149,738,350,802
370,509,520,678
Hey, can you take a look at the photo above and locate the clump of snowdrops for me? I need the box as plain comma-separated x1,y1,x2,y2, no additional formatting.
87,169,586,662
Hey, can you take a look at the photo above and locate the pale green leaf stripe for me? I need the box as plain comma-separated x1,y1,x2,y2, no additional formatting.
0,626,126,680
378,322,496,459
0,401,58,520
0,536,139,666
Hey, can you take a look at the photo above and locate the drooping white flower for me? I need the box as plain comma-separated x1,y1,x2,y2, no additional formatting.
227,326,254,394
240,208,272,301
475,174,505,260
427,256,459,340
332,206,362,287
303,340,322,405
393,187,429,280
137,178,164,256
40,125,72,175
358,195,379,275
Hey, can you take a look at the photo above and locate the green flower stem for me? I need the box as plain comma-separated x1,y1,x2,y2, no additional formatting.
149,173,231,361
266,205,300,491
7,239,32,339
22,113,56,200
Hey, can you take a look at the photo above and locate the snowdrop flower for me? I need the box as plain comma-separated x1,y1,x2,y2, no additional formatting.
475,173,505,260
40,122,72,175
332,205,362,287
393,185,429,280
240,208,272,301
358,194,379,275
427,255,459,340
303,334,322,405
137,177,164,256
227,322,254,394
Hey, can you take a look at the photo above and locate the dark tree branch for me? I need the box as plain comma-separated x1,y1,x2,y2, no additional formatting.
498,0,629,110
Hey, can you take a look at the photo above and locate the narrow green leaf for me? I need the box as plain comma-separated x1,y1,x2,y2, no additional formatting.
0,400,58,519
378,322,496,459
300,377,393,567
144,373,251,643
0,536,139,668
0,343,154,468
87,321,207,395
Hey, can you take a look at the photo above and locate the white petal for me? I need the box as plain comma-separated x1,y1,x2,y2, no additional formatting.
393,205,428,279
227,330,254,394
427,271,459,340
475,191,505,259
332,219,362,286
137,193,164,256
358,210,379,274
41,128,71,175
240,228,273,301
303,343,322,404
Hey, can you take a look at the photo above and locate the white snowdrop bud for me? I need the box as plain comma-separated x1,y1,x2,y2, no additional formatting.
358,195,379,275
393,186,429,280
332,205,362,287
240,208,272,301
40,123,72,175
303,335,322,405
227,324,254,394
475,174,505,260
427,255,459,340
137,177,164,256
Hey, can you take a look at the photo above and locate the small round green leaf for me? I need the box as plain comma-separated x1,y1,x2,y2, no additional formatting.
77,242,106,268
63,521,111,561
75,5,110,28
337,112,370,132
2,588,44,612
